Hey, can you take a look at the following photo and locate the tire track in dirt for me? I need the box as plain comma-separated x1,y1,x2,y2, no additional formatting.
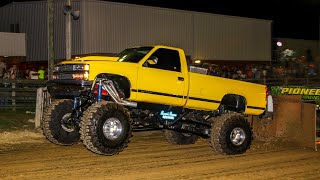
0,130,320,180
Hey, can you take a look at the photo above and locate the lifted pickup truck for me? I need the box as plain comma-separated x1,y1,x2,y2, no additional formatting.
44,45,267,155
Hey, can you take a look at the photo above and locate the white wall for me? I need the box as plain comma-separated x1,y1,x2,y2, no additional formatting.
0,32,26,56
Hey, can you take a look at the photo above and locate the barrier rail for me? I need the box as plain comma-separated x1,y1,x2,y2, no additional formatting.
244,76,320,86
0,79,47,110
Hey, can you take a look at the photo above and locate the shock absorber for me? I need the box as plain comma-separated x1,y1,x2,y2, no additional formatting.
97,79,102,102
73,97,78,109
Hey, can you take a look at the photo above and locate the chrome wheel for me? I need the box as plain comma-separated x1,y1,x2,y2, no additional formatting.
61,113,75,133
230,127,246,146
103,117,123,140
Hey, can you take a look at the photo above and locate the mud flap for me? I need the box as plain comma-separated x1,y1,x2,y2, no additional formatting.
251,95,318,151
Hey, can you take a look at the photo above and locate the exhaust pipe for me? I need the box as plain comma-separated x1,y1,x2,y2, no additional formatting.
102,80,137,108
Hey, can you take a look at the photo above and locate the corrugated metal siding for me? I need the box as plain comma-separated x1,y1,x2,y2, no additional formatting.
14,2,48,61
82,1,194,56
0,32,26,56
0,4,17,32
193,13,271,61
0,2,47,61
82,0,271,61
0,0,82,61
1,0,272,62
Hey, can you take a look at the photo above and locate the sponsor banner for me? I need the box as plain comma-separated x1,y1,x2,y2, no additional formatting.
271,86,320,104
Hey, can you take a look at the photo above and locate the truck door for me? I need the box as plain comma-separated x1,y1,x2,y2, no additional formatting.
136,48,186,106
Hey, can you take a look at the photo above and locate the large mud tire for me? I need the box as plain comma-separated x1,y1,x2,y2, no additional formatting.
80,102,132,155
163,130,199,145
42,99,80,145
209,112,252,155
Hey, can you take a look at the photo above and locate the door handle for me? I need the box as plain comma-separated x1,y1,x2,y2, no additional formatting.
178,77,184,81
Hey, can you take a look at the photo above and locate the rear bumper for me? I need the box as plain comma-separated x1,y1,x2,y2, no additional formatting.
47,80,92,98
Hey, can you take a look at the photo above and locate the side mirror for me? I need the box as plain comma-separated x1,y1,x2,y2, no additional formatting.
147,56,158,65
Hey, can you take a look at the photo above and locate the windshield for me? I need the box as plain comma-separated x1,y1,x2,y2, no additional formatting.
117,46,153,63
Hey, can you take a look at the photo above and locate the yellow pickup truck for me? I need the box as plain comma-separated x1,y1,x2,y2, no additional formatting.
44,45,267,156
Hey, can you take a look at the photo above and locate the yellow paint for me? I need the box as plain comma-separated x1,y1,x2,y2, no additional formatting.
281,88,289,94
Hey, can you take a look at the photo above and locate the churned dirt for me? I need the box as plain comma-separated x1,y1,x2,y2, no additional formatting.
0,130,320,180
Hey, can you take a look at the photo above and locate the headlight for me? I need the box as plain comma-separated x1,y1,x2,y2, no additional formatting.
84,71,89,80
52,64,90,80
73,64,90,71
72,72,89,80
54,66,60,72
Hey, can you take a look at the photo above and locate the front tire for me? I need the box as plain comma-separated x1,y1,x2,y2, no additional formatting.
209,112,252,155
80,102,132,155
42,99,80,145
163,130,199,145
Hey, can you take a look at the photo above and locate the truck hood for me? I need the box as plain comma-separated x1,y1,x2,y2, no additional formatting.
60,56,119,64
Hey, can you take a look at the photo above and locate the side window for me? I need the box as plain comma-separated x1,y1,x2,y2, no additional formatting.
145,48,181,72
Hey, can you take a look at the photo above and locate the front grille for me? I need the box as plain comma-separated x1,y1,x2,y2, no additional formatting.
55,65,74,72
55,73,74,80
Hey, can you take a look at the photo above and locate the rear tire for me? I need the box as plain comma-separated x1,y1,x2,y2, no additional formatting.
209,112,252,155
163,130,199,145
80,102,132,155
42,99,80,145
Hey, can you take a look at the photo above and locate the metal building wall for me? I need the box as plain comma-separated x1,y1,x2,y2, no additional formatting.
0,2,47,61
15,2,48,61
81,0,194,56
0,4,15,32
0,0,82,61
82,0,271,61
193,13,272,61
0,32,26,56
0,0,272,62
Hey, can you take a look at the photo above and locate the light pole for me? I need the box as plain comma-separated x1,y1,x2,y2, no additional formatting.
47,0,54,80
64,0,80,60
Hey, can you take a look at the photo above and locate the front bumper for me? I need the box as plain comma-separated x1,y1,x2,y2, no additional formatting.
47,80,92,98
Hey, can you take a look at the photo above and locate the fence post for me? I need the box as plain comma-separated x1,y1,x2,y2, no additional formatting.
35,87,44,128
12,83,16,111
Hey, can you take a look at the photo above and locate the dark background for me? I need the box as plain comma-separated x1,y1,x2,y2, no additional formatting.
1,0,320,40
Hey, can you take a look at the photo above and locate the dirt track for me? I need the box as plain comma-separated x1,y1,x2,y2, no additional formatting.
1,130,320,180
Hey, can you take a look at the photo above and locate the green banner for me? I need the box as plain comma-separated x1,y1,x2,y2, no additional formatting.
271,86,320,104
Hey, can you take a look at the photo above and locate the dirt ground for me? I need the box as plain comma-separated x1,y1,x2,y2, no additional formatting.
0,130,320,180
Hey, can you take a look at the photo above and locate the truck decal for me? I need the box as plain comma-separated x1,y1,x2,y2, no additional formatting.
160,110,178,121
133,88,222,104
247,106,265,110
188,97,220,103
131,89,184,98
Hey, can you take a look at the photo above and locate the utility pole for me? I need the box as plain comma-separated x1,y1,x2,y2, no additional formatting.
65,0,72,60
64,0,79,60
47,0,54,80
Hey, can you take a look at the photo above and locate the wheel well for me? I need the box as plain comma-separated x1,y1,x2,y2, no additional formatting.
96,73,131,98
220,94,246,113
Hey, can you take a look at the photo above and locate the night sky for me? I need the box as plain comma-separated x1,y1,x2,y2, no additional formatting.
1,0,319,40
